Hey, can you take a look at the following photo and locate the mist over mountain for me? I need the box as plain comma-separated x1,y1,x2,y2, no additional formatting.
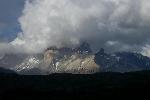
1,1,150,99
95,48,150,72
0,0,150,74
0,43,150,75
12,43,100,74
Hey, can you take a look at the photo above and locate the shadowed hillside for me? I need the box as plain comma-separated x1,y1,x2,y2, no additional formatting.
0,71,150,99
0,67,16,74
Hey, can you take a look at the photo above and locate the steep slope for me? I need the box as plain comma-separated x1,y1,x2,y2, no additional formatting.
14,54,43,74
95,48,150,72
0,54,27,69
1,43,150,74
53,53,99,74
38,43,99,74
13,43,99,74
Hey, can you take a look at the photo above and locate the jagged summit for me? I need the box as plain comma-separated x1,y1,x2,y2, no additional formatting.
11,43,99,74
45,42,92,54
74,42,92,54
40,43,99,74
1,43,150,74
99,48,105,54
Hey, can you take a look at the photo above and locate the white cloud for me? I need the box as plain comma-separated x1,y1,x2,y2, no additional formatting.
1,0,150,54
142,45,150,57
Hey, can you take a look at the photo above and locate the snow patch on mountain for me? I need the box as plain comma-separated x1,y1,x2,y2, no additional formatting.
15,56,41,72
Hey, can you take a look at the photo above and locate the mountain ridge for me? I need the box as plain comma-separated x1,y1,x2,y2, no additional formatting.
0,70,150,99
0,43,150,74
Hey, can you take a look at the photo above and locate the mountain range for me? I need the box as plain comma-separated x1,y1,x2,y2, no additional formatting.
0,42,150,75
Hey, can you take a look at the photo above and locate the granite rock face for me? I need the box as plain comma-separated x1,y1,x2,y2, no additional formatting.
13,43,99,75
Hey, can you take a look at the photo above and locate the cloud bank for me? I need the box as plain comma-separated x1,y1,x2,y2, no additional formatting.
1,0,150,55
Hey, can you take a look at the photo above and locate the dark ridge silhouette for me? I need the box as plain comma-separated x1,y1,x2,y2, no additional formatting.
0,71,150,99
0,67,16,74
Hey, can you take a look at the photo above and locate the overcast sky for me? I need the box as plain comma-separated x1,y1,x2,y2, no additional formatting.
0,0,25,41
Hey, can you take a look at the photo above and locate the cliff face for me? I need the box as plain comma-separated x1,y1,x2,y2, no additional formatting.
45,52,99,74
13,43,99,75
39,47,99,74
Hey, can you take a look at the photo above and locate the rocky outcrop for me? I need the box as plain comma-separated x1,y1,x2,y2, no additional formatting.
12,43,99,74
54,54,99,74
39,44,99,74
1,43,150,75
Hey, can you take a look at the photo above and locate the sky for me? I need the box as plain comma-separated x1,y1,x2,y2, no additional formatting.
0,0,150,56
0,0,25,42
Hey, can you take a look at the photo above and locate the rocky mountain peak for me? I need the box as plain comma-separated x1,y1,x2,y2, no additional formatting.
1,43,150,75
75,42,92,54
44,42,93,59
40,43,99,74
99,48,105,54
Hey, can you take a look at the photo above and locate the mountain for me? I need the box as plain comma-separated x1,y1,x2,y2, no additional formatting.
12,43,99,75
0,67,16,74
95,48,150,72
0,53,28,69
0,43,150,74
